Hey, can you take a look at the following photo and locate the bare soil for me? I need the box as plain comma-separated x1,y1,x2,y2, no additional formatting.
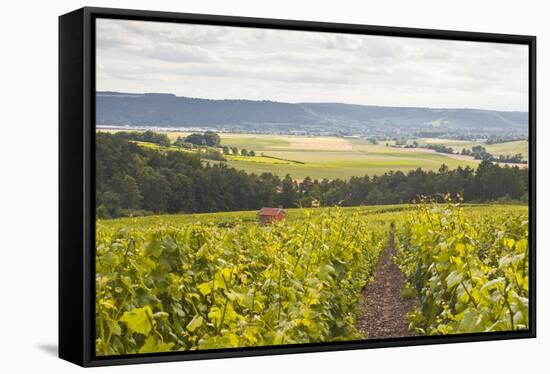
355,228,416,339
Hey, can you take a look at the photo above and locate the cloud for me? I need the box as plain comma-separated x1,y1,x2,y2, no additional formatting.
322,34,365,50
422,50,453,60
96,18,528,112
141,44,220,63
364,37,405,59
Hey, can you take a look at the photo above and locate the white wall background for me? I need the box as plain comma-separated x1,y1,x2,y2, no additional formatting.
0,0,546,372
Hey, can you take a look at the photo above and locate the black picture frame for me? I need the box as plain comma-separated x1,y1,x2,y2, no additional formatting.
59,6,537,367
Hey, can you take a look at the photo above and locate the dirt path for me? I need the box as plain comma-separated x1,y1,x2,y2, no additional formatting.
355,227,416,339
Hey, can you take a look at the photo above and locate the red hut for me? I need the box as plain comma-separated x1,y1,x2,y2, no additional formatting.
258,207,286,225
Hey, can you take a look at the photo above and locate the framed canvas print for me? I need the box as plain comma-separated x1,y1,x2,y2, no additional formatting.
59,7,536,367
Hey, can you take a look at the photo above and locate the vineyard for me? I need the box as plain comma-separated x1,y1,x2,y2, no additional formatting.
95,208,389,355
95,203,528,356
396,198,529,334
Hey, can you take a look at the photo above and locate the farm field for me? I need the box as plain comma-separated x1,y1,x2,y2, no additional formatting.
224,147,479,180
100,204,414,231
219,135,484,179
102,129,528,179
219,135,527,179
95,202,529,355
100,203,527,231
144,130,527,159
486,140,529,158
98,129,528,180
414,138,529,159
154,131,529,160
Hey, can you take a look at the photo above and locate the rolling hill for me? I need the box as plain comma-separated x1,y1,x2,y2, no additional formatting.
96,91,528,136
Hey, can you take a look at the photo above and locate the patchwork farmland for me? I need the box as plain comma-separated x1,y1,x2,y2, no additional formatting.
98,129,527,180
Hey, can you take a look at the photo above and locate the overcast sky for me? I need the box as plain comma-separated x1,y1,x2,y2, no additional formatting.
96,18,528,112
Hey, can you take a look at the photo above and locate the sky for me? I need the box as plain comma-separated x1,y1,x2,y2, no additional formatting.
96,18,529,112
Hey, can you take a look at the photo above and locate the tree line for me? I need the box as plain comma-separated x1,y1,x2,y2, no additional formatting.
461,145,526,164
113,130,170,146
96,133,529,218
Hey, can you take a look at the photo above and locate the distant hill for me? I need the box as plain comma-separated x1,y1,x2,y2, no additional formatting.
96,91,528,136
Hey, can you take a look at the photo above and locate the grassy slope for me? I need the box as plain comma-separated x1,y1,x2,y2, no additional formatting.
99,204,528,232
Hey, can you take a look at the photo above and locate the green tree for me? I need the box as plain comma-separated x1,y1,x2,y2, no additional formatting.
203,131,221,147
185,133,206,146
141,169,171,212
279,174,297,208
300,176,314,196
256,173,280,207
174,137,193,148
143,130,170,146
106,173,143,213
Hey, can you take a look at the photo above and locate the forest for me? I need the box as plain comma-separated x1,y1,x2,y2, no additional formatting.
96,132,529,218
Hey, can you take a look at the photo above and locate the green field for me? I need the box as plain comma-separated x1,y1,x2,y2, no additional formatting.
414,138,528,159
220,135,481,179
99,130,528,180
486,141,529,158
220,135,528,179
99,204,412,231
225,136,528,179
99,203,527,231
